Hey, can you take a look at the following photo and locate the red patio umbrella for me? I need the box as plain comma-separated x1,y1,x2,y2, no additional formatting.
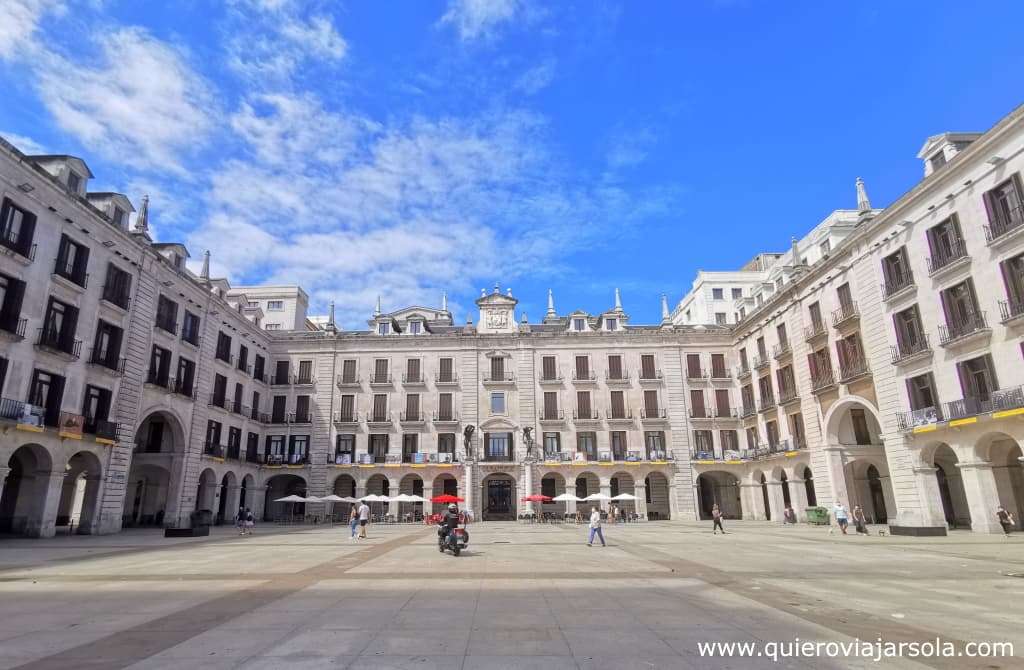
521,494,552,503
430,494,465,503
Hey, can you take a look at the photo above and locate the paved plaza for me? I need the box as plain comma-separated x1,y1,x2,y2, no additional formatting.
0,521,1022,669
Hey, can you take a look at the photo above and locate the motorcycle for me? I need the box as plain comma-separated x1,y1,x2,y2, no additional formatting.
437,524,469,556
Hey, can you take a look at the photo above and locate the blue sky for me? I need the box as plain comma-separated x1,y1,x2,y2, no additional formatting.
1,1,1022,327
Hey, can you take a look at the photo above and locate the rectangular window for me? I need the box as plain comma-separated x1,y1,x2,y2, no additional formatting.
758,375,774,404
55,233,89,287
251,390,260,417
643,390,660,416
371,394,388,422
438,434,456,458
486,432,512,460
609,390,626,419
756,336,767,359
543,432,561,456
712,288,724,300
405,358,421,383
91,320,123,370
402,434,419,462
999,252,1024,319
745,426,759,449
373,359,389,383
983,174,1024,239
490,357,505,381
335,434,355,463
28,368,65,427
715,312,727,325
155,295,178,333
710,353,727,378
294,395,310,423
408,320,422,334
575,432,596,460
0,197,37,258
882,247,913,295
288,435,309,463
640,354,657,379
894,305,925,354
212,374,227,407
237,345,248,372
297,360,313,384
789,414,806,448
0,272,26,337
808,302,823,331
215,332,232,363
610,431,626,459
575,355,590,380
606,317,617,331
404,393,420,420
940,279,982,337
437,393,453,420
957,355,998,403
368,434,389,463
644,431,665,459
490,392,506,415
267,300,284,311
543,391,559,419
714,389,731,416
576,391,593,419
850,409,871,445
837,283,853,311
906,373,939,412
690,390,706,418
341,359,357,383
573,318,585,332
81,384,112,432
338,394,355,422
686,353,702,378
233,382,243,410
148,345,171,386
776,323,788,347
732,288,742,299
205,420,222,448
720,430,738,452
41,296,79,355
926,215,967,272
253,354,265,381
377,322,389,335
272,395,287,423
542,355,558,380
102,263,132,310
765,420,780,446
274,360,290,384
266,435,286,460
438,357,453,382
607,355,623,380
693,430,713,452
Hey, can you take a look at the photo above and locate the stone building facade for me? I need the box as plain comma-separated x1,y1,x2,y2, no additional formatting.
1,103,1023,537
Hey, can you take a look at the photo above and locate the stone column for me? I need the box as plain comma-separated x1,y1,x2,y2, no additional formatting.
0,467,10,506
788,477,810,521
77,475,103,534
164,453,190,528
667,482,680,520
599,482,611,514
463,463,474,520
957,461,1003,534
739,483,763,520
28,472,67,538
633,481,647,520
523,461,534,517
911,466,948,528
765,480,786,524
250,485,268,522
822,446,850,509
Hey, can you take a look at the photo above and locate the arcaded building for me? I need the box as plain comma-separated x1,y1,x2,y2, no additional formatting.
1,103,1023,537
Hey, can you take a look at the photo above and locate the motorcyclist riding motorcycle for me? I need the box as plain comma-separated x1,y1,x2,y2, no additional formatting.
438,503,464,555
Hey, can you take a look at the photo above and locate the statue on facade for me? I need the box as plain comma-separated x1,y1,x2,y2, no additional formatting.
523,427,534,457
463,425,475,460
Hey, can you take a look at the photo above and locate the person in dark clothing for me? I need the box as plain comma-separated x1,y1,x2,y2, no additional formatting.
996,506,1015,537
439,503,461,547
711,503,726,534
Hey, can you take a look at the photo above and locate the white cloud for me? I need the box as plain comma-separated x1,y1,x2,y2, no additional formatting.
605,127,656,170
513,59,555,95
34,27,213,173
1,130,47,154
280,15,347,60
440,0,521,41
0,0,64,60
226,4,347,79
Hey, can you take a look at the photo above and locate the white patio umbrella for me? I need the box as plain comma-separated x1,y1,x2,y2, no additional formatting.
552,493,581,501
318,494,344,521
274,494,307,522
610,493,637,501
584,493,612,501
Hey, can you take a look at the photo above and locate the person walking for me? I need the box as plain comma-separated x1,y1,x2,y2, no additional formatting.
348,503,360,541
831,501,849,535
357,500,370,539
587,507,606,547
235,507,246,535
243,508,255,535
996,505,1015,537
783,505,798,525
711,503,726,534
853,505,869,535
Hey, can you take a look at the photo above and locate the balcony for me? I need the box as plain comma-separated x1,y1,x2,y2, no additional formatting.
35,328,82,359
735,364,751,380
810,370,836,394
539,373,563,385
294,375,316,387
290,412,313,425
0,316,26,340
839,356,871,383
53,258,88,289
0,227,36,262
685,368,708,382
402,372,425,386
639,407,667,422
203,442,225,459
238,364,253,377
890,335,932,365
881,271,915,301
538,409,565,424
181,327,201,348
803,321,827,342
831,301,859,329
0,397,29,423
336,375,361,389
369,374,393,388
253,371,268,384
714,407,738,420
757,396,776,413
432,410,460,425
573,408,601,423
399,410,425,425
226,444,240,460
87,348,125,375
269,412,288,425
483,371,516,385
271,374,292,386
999,300,1024,325
100,285,131,311
772,342,791,360
645,449,673,462
145,369,172,390
365,411,393,427
605,371,630,384
154,315,177,335
207,395,232,413
926,239,970,277
90,419,119,443
542,451,568,462
435,373,459,386
984,204,1024,245
606,408,634,423
752,356,770,371
482,450,514,462
740,404,756,418
638,369,663,383
245,450,262,465
171,377,196,400
263,453,310,467
572,370,597,384
710,367,731,381
943,386,1024,422
215,352,234,367
688,407,712,421
334,411,359,426
778,388,800,406
236,404,251,418
938,311,991,347
897,406,943,432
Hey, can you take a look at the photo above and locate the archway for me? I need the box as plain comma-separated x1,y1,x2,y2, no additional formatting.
56,451,103,534
779,471,792,508
133,410,186,454
803,466,817,507
365,474,391,518
610,471,636,519
541,472,568,518
0,444,55,536
432,473,458,514
217,472,238,525
399,474,424,521
333,473,356,497
759,473,771,521
574,471,600,502
481,472,516,520
196,468,217,515
645,472,671,520
124,463,171,527
263,474,307,521
865,465,888,524
932,444,971,529
240,474,255,511
977,434,1024,532
696,471,741,520
824,397,883,447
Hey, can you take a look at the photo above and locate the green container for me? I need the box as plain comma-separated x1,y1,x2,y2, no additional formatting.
805,506,830,525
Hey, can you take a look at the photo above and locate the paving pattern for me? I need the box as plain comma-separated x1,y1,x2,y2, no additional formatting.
0,521,1022,669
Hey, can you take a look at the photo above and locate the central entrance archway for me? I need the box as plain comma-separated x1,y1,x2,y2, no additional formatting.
481,473,516,520
696,471,741,520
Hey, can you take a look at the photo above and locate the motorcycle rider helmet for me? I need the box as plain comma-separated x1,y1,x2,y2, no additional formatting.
448,503,457,512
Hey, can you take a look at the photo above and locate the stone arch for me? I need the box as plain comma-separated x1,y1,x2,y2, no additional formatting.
802,466,817,507
124,462,172,527
240,474,256,511
0,444,57,537
56,451,104,534
432,472,459,514
645,471,671,520
263,473,307,522
574,471,600,500
841,457,895,526
133,408,187,454
981,436,1024,531
398,473,425,521
540,471,568,518
333,473,357,498
217,471,239,525
929,443,971,529
481,471,517,521
196,468,218,513
696,470,741,520
823,395,882,446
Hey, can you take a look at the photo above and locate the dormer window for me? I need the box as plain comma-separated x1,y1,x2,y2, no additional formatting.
409,321,422,334
606,318,617,331
929,151,947,172
573,318,585,332
378,322,390,335
66,170,82,195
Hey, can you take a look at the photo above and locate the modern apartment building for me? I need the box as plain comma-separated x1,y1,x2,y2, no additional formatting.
1,103,1023,538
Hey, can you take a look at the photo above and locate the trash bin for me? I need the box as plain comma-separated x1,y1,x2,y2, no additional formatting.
191,509,213,528
805,506,830,525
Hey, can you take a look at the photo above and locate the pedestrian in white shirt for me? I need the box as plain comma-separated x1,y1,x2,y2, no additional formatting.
587,507,606,547
357,502,370,539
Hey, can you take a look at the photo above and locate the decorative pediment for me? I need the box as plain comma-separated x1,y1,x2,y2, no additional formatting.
479,416,518,431
484,350,512,359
